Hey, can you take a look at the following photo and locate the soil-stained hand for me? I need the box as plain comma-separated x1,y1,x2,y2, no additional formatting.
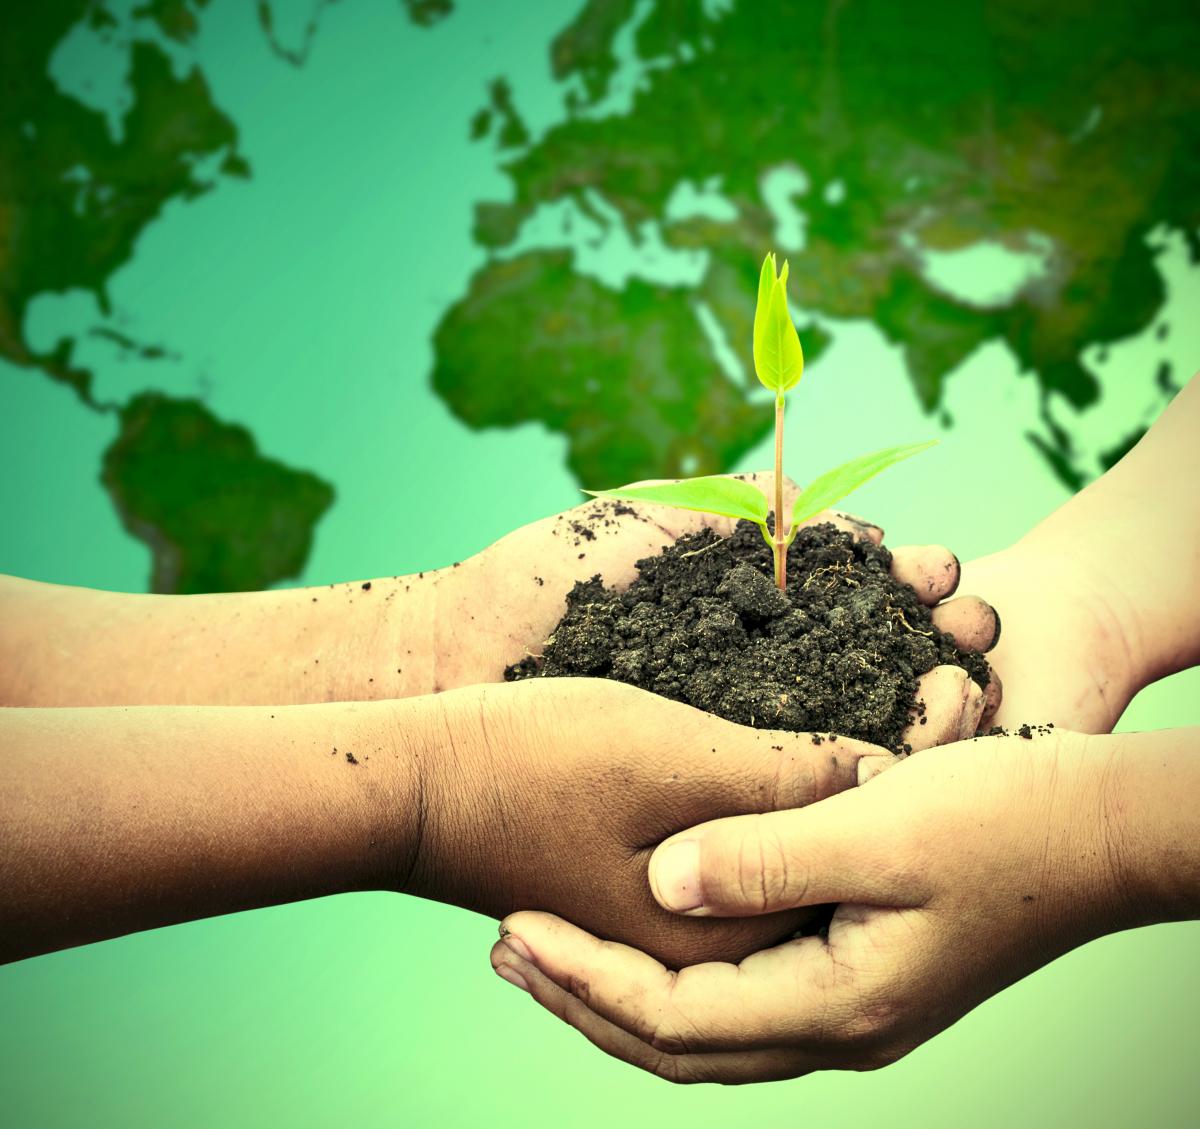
487,727,1151,1083
406,677,900,970
438,471,1001,743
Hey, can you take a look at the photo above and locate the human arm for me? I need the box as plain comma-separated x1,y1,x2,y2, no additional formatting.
0,473,997,721
0,678,904,967
962,372,1200,732
489,725,1200,1083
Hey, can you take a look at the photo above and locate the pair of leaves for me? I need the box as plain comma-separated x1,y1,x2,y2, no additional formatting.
753,252,804,395
586,441,937,534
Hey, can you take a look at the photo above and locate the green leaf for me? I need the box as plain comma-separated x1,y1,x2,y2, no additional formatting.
790,441,939,531
585,476,769,524
753,252,775,361
753,259,803,393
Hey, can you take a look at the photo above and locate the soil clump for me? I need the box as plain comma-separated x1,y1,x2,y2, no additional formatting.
507,520,989,754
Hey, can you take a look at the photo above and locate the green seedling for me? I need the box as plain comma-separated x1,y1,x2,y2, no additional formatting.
587,252,936,591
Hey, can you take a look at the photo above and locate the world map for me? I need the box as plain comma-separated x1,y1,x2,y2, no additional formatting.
4,0,1197,592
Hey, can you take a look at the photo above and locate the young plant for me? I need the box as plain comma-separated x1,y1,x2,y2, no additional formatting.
586,252,936,591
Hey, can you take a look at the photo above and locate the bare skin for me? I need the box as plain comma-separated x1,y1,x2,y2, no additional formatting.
491,726,1200,1084
1,679,902,967
0,475,996,966
0,474,997,739
963,372,1200,733
489,374,1200,1084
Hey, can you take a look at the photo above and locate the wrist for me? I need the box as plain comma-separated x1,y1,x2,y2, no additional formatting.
378,684,499,906
1095,729,1200,926
343,697,441,895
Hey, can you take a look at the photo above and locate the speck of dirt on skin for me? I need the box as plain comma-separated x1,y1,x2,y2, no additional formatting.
345,752,359,765
578,553,586,560
811,734,824,745
362,582,372,591
312,597,318,603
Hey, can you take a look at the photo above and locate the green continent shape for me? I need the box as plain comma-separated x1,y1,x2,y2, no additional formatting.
102,394,335,594
2,2,342,592
450,0,1200,489
432,250,778,486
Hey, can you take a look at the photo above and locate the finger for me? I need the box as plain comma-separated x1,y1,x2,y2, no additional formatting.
496,911,845,1055
930,595,1001,652
825,510,885,545
979,670,1003,731
902,665,986,752
646,779,926,918
490,938,817,1084
888,544,961,606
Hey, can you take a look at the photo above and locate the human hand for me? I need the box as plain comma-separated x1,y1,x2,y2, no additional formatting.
406,676,909,970
437,472,1001,748
960,538,1142,734
487,727,1183,1082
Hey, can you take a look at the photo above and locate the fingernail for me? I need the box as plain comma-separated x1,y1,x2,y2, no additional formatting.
651,839,704,914
494,964,529,993
502,933,533,963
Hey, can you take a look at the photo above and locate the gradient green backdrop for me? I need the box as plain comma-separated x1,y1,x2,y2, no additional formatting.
2,1,1198,1125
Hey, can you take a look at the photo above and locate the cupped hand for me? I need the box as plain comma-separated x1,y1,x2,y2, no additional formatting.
959,540,1141,734
437,471,1002,744
487,727,1139,1082
406,676,906,970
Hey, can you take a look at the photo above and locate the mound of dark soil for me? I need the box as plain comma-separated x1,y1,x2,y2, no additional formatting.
506,520,989,754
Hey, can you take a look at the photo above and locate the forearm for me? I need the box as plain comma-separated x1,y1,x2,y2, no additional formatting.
1024,373,1200,684
0,570,446,707
0,697,431,963
1101,726,1200,925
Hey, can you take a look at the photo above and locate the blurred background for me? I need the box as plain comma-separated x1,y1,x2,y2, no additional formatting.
2,1,1198,1124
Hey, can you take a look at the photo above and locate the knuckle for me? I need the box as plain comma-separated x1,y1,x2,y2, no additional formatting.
728,818,801,913
772,746,819,808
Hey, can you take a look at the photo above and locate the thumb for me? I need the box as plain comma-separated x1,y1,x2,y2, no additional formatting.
648,780,918,917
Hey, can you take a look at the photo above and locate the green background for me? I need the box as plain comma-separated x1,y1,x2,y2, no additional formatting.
2,1,1199,1124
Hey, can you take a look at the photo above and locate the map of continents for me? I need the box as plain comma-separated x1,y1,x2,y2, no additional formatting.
4,0,1198,592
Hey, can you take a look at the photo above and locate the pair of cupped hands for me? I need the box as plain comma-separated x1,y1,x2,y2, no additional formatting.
412,471,1135,1084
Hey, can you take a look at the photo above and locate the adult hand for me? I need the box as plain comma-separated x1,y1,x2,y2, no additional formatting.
487,726,1199,1082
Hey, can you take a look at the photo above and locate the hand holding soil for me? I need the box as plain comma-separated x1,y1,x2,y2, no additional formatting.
488,374,1200,1083
406,678,901,969
442,470,1002,750
0,679,895,967
491,724,1200,1083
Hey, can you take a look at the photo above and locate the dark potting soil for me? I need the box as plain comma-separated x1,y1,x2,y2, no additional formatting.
506,520,990,755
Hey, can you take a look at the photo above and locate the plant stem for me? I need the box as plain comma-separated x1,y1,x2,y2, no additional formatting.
773,393,787,591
